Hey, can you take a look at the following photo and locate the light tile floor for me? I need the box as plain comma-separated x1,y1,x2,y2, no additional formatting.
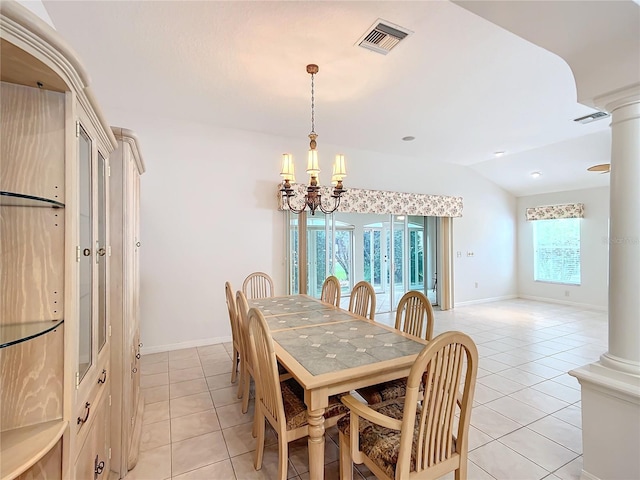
130,298,606,480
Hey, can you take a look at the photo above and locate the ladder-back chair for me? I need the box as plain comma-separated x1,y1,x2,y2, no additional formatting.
242,272,274,299
338,331,478,480
348,281,376,320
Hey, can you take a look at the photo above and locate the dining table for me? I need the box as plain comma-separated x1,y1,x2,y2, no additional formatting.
247,294,428,480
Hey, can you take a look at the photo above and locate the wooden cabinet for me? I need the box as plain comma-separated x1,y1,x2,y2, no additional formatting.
0,2,117,478
109,127,146,477
73,386,110,480
0,81,66,480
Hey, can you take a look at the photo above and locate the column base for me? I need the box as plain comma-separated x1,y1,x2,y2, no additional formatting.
570,361,640,480
600,351,640,375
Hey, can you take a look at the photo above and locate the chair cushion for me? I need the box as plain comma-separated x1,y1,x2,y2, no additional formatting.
357,378,408,404
338,399,425,479
281,379,349,430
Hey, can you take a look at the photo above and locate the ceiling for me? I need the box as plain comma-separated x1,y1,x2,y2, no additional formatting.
39,1,638,197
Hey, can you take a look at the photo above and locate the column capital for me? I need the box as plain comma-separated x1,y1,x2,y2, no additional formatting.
593,83,640,113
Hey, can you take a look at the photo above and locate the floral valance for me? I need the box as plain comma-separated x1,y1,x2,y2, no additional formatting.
526,203,584,221
277,183,463,217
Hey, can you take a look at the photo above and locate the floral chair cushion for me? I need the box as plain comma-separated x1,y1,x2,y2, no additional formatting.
281,379,348,430
338,398,444,479
357,378,409,405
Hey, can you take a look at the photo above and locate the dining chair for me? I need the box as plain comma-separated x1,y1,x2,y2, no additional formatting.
235,290,255,411
247,306,348,480
338,331,478,480
320,275,341,307
236,290,294,413
242,271,274,299
348,280,376,320
358,290,434,404
224,281,241,384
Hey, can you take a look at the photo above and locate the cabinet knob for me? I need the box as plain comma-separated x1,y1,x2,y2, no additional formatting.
83,248,91,257
77,402,91,425
136,241,141,247
136,353,141,360
97,247,106,256
97,369,107,384
139,342,143,348
132,367,138,374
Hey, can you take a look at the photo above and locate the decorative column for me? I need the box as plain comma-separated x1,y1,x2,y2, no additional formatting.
601,97,640,374
570,90,640,480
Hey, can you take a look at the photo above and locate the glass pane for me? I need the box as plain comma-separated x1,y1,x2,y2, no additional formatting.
534,218,581,285
373,230,382,289
424,216,438,305
288,213,299,294
97,153,107,352
408,217,425,292
78,126,92,381
363,230,371,283
307,214,327,298
334,230,352,293
391,215,405,309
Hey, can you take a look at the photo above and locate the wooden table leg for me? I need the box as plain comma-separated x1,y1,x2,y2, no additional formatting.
307,407,326,480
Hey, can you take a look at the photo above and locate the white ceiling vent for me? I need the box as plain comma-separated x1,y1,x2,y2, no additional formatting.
357,19,412,55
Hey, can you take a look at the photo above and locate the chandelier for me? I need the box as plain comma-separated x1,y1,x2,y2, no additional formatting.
280,64,346,215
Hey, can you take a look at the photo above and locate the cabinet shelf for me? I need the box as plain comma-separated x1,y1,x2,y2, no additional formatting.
0,319,64,349
0,191,64,208
0,419,67,480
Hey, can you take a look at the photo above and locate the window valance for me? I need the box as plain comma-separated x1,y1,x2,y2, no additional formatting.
526,203,584,221
277,184,463,217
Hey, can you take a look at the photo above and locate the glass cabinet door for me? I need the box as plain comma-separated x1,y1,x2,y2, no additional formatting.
78,125,93,381
97,152,107,352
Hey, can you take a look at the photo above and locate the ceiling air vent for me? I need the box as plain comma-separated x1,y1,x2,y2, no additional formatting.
357,19,412,55
573,111,610,124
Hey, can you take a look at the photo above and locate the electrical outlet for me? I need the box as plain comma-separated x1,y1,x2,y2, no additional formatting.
456,251,462,258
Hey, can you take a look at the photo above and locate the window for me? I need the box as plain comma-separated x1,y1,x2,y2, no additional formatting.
533,218,581,285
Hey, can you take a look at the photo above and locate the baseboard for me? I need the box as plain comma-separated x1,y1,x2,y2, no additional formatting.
140,335,232,355
518,295,607,311
454,294,517,307
580,469,601,480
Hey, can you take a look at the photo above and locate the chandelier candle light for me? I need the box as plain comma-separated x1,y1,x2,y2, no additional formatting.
280,64,347,215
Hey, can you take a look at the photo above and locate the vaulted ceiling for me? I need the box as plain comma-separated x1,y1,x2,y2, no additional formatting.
41,0,638,196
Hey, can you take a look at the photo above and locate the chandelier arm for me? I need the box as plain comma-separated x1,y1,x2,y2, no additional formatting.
284,193,308,215
318,195,340,215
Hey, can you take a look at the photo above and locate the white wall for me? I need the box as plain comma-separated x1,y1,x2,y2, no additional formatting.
517,187,609,309
105,109,517,353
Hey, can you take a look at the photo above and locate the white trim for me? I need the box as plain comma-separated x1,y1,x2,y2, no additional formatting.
454,295,517,307
580,470,601,480
140,336,232,355
518,294,607,311
570,362,640,404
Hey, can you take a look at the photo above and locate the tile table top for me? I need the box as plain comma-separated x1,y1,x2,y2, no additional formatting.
272,320,425,376
248,295,330,316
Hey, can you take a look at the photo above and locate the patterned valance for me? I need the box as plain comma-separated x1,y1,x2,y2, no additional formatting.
277,183,463,217
526,203,584,221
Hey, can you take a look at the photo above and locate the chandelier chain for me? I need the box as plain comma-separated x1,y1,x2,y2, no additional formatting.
310,72,315,134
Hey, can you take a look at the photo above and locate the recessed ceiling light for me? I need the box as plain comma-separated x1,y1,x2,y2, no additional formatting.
493,151,506,157
402,136,415,141
531,171,542,179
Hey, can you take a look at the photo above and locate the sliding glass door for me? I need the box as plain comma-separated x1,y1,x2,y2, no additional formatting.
286,211,439,312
